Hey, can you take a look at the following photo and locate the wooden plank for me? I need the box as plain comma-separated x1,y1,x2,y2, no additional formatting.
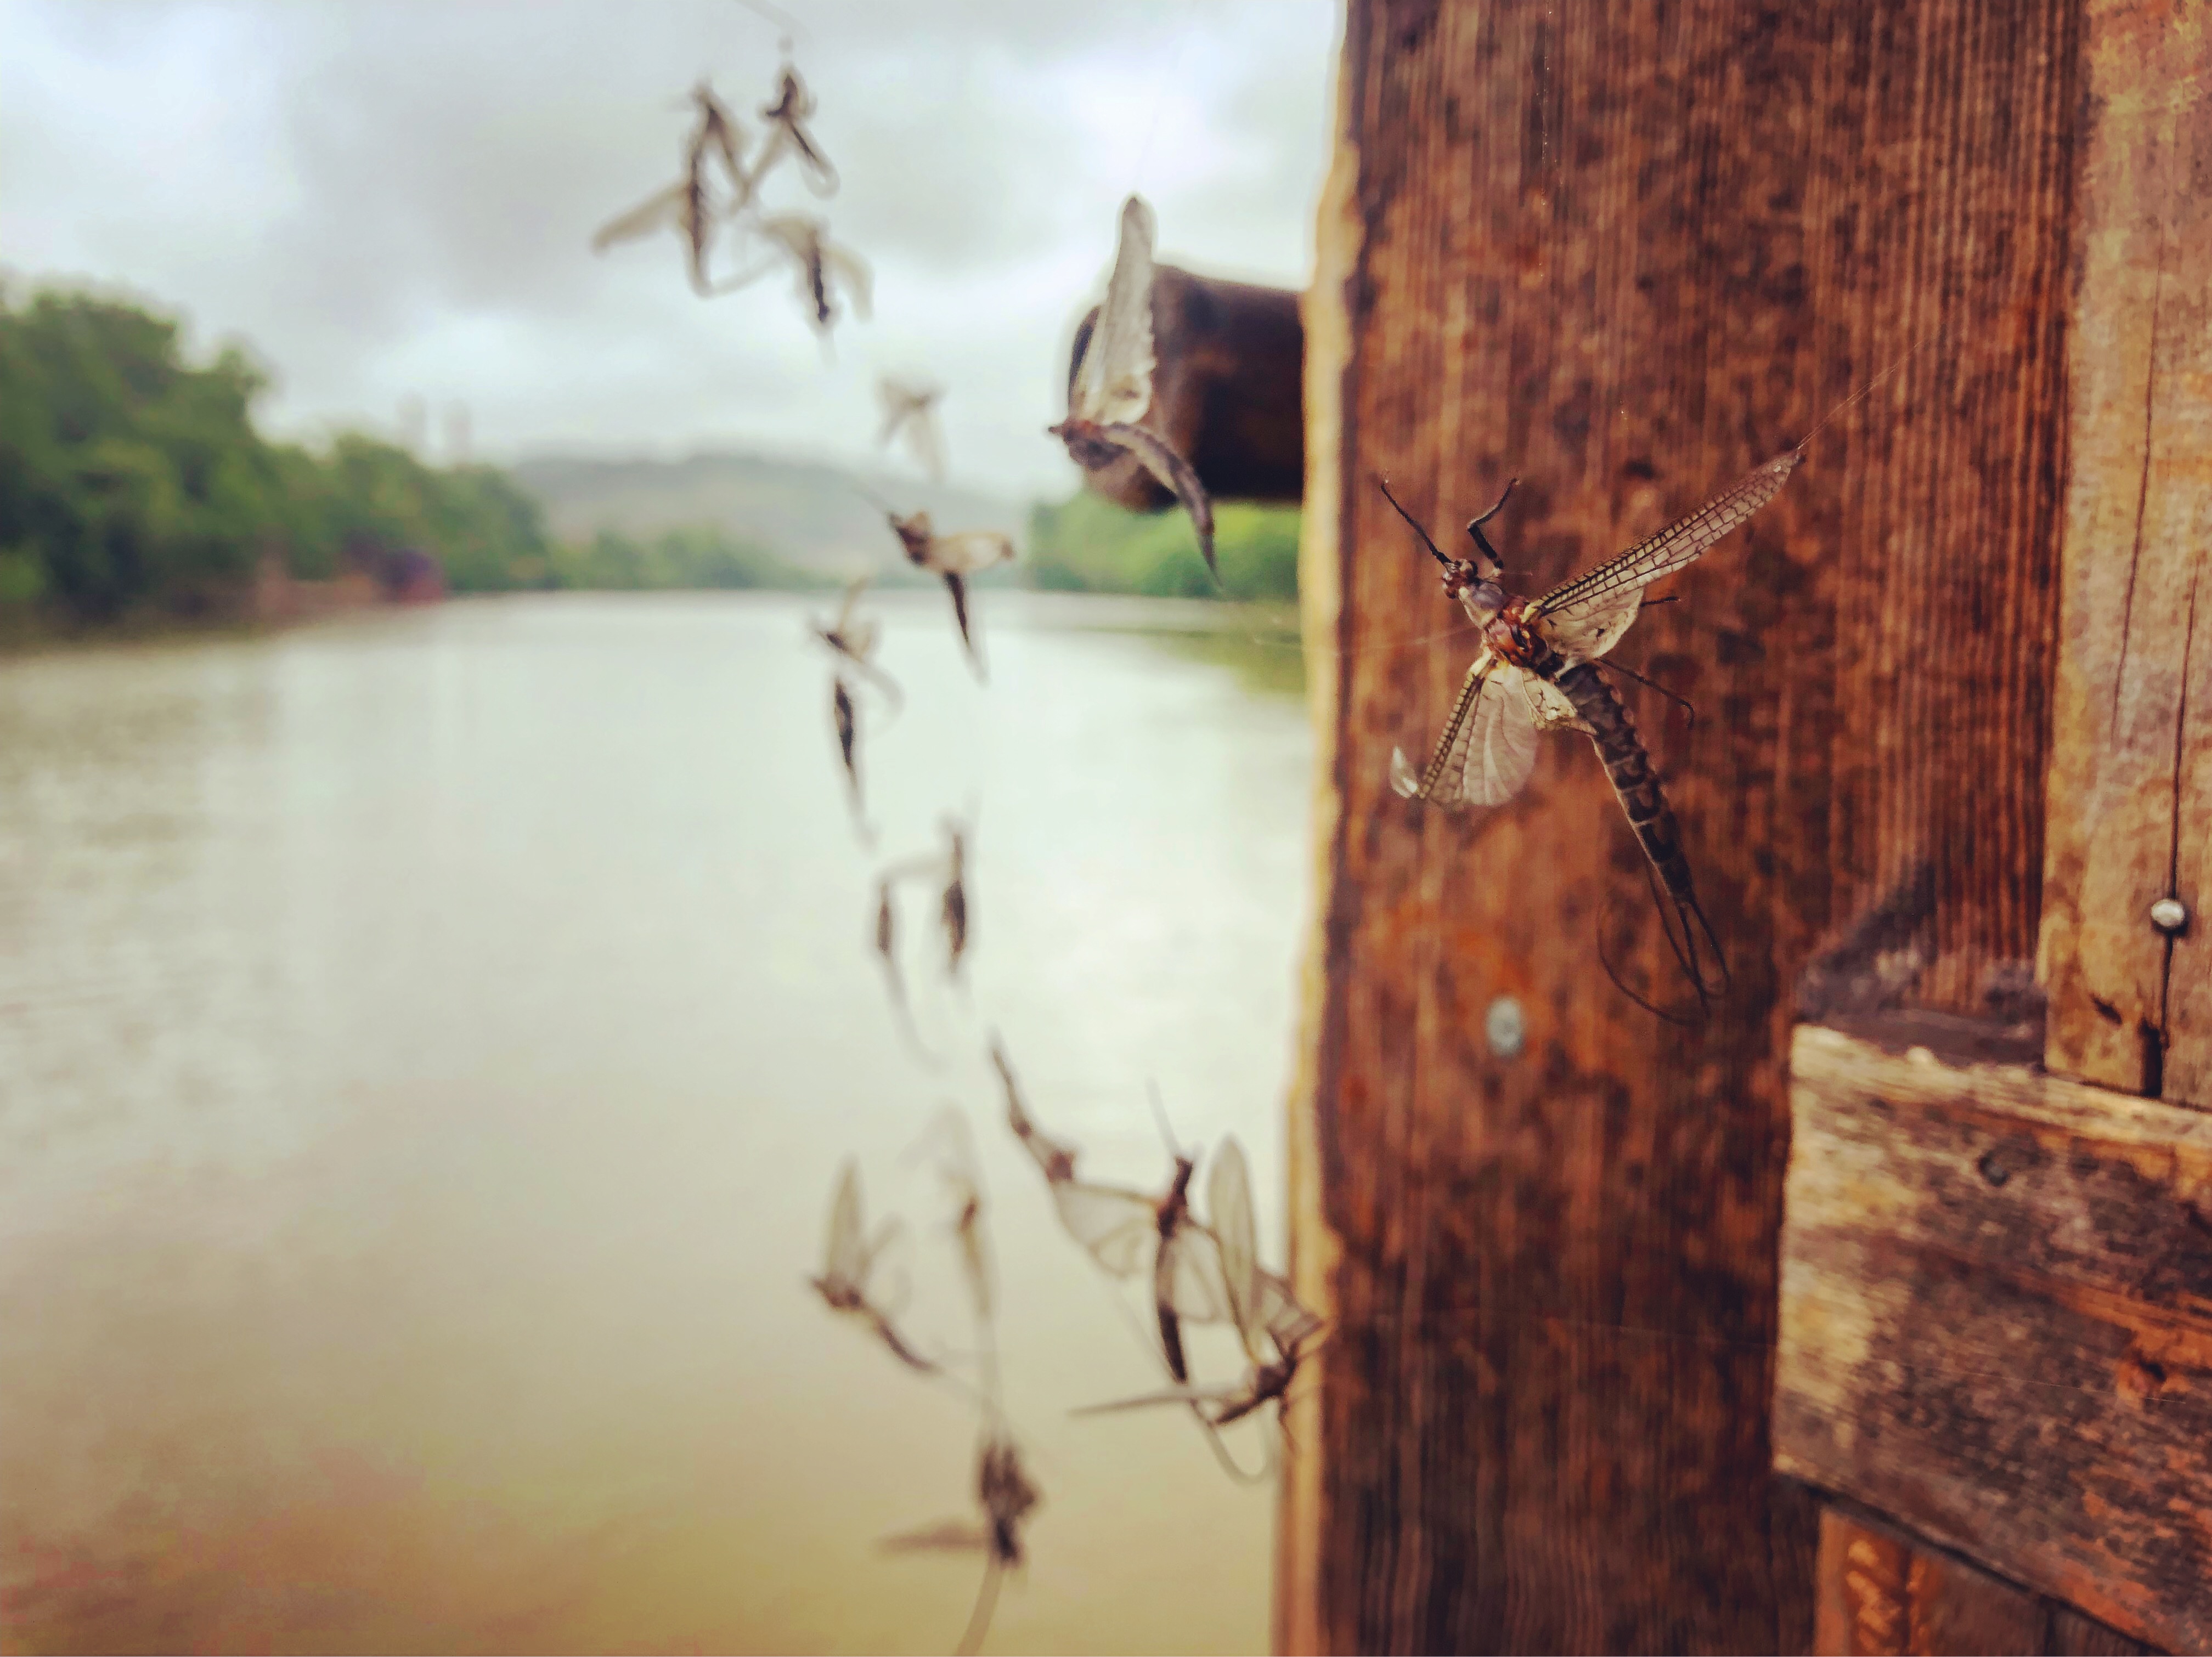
2039,0,2212,1102
1811,1502,2158,1656
1282,0,2080,1649
1776,1023,2212,1651
1065,266,1305,510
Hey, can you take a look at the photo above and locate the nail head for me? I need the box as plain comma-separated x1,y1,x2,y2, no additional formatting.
2151,896,2189,936
1485,996,1526,1059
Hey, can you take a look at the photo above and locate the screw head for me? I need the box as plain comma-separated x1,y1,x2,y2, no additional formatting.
1485,996,1526,1059
2151,896,2190,936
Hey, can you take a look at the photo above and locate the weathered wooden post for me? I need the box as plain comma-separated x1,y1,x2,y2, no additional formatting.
1275,0,2208,1650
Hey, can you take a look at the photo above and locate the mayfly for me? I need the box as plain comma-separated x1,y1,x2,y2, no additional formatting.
1076,1136,1324,1435
591,81,754,295
811,576,900,833
740,212,871,338
832,675,864,822
992,1036,1075,1184
881,508,1014,679
811,574,901,704
878,377,949,484
752,63,839,196
882,1423,1041,1656
1048,195,1217,579
906,1107,1002,1401
1384,451,1801,1015
941,817,969,982
870,873,936,1061
810,1159,939,1375
988,1044,1222,1384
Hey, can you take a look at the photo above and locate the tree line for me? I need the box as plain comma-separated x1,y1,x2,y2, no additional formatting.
0,279,1300,629
0,281,574,620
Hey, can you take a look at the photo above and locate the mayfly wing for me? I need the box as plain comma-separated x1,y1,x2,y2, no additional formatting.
825,1158,865,1285
1531,585,1644,664
1531,451,1799,627
1159,1222,1229,1321
1074,195,1158,426
591,182,686,252
825,239,872,320
1206,1138,1265,1361
1092,422,1216,578
1255,1269,1325,1356
881,1519,990,1553
909,402,947,484
1048,1180,1159,1277
1391,652,1541,808
926,530,1015,575
1526,675,1590,733
955,1559,1004,1657
833,572,870,636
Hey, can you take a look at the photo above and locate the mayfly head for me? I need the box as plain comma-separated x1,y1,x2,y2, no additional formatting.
1450,567,1506,628
887,509,934,565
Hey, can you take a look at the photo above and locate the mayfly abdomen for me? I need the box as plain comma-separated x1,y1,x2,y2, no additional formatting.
1550,661,1697,902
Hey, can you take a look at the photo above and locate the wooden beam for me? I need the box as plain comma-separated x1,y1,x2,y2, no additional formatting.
2039,1,2212,1103
1064,265,1304,510
1776,1022,2212,1652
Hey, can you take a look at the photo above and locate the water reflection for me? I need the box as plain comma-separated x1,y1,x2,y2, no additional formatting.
0,592,1312,1655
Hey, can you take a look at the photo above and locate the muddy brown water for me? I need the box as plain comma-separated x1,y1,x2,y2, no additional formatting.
0,591,1313,1655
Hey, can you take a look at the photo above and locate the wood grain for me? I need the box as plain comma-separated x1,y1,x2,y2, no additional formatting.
2039,0,2212,1105
1066,267,1305,510
1777,1024,2212,1651
1283,1,2078,1649
1810,1503,2157,1656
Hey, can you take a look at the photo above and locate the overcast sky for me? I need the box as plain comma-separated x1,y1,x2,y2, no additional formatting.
0,1,1339,499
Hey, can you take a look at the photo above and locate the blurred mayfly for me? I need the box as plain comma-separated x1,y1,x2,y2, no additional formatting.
884,1110,1037,1655
738,211,871,338
990,1043,1243,1439
1049,195,1216,578
809,1159,938,1374
869,872,934,1062
753,63,839,196
880,508,1013,679
810,576,900,832
877,377,948,483
590,80,755,294
1075,1136,1324,1445
882,1424,1041,1656
1384,451,1799,1017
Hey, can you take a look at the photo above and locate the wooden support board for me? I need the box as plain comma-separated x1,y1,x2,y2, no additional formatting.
2039,0,2212,1103
1811,1503,2157,1656
1777,1023,2212,1652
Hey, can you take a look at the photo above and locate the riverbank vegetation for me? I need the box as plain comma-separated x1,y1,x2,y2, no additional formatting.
0,282,556,622
1,281,1299,631
1026,488,1301,601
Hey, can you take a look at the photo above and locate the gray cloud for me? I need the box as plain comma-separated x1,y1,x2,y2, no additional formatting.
0,0,1336,497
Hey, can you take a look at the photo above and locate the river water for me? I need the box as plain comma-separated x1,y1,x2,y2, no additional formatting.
0,592,1314,1655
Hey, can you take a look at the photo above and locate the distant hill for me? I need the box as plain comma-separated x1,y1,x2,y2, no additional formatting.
509,449,1030,582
